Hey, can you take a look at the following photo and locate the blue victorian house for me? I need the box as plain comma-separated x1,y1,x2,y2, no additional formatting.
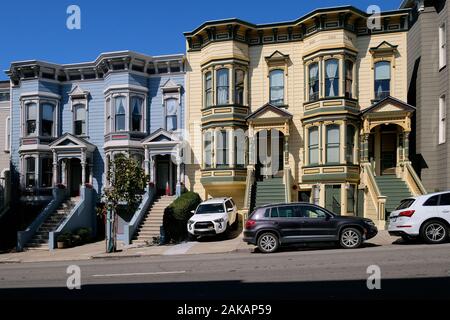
6,51,185,250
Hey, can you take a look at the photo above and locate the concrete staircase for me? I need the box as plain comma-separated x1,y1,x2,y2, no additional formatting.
133,195,175,245
254,177,286,208
24,197,79,250
375,175,413,213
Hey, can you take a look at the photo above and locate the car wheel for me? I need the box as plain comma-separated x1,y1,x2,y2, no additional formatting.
257,232,279,253
340,228,362,249
231,216,239,230
420,220,448,244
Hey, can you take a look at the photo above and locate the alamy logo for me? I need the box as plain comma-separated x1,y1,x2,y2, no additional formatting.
366,5,381,30
66,265,81,290
366,265,381,290
66,5,81,30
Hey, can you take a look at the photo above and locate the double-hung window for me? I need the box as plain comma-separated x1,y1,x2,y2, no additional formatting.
25,157,36,188
216,130,229,167
41,158,53,188
439,95,447,144
308,127,319,165
345,60,353,98
235,69,245,105
269,69,284,106
204,131,212,168
309,63,319,101
166,98,178,131
374,61,391,100
439,23,446,69
205,72,213,107
115,96,126,131
74,104,86,136
325,59,339,97
216,69,229,105
346,125,355,163
326,125,340,163
26,103,37,136
41,103,54,137
131,97,143,132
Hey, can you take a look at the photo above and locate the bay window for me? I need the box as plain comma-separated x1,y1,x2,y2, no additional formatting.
74,104,86,136
234,130,245,168
204,131,212,168
374,61,391,100
326,125,340,164
325,59,339,97
309,63,319,101
205,71,213,107
345,60,353,98
41,103,54,137
131,97,143,132
308,127,319,165
269,69,284,106
105,98,111,133
41,158,53,188
216,69,229,105
346,125,355,163
25,157,36,188
26,103,37,136
115,96,126,131
235,69,245,105
216,130,229,167
165,98,178,131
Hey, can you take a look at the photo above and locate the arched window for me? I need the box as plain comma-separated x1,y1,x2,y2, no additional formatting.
345,60,353,98
115,96,126,131
269,69,284,106
235,69,245,105
41,103,54,136
25,103,37,136
308,127,319,165
131,97,143,132
374,61,391,100
325,59,339,97
74,104,86,136
216,68,229,105
309,63,319,101
326,125,340,164
346,125,355,163
204,71,213,107
166,98,178,131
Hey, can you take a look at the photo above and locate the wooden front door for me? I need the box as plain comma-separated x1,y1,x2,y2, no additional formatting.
381,132,397,175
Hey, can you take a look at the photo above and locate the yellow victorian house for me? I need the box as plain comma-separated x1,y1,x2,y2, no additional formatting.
183,5,427,227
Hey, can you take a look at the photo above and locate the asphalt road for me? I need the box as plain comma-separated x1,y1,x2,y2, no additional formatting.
0,241,449,300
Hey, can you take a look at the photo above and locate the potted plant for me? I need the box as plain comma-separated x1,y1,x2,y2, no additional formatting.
56,232,72,249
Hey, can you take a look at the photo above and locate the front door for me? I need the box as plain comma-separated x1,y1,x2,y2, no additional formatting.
381,132,397,175
256,129,284,180
69,159,82,197
325,185,341,215
156,161,169,195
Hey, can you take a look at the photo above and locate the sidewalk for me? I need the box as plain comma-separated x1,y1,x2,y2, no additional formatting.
0,231,399,264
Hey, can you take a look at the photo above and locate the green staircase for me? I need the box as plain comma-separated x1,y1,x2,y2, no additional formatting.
254,177,286,208
375,175,413,213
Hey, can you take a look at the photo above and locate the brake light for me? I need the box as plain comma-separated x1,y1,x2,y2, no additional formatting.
245,219,257,229
399,210,415,217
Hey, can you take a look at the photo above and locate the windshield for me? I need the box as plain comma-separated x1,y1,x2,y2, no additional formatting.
196,203,225,214
395,199,415,210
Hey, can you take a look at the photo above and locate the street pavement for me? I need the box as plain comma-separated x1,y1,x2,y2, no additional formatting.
0,236,449,300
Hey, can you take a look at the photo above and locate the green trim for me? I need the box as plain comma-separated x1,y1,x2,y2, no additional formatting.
302,172,360,183
201,120,248,130
200,176,247,184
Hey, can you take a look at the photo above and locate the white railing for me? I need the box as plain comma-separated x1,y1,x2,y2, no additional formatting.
243,166,255,218
402,161,427,196
284,167,292,203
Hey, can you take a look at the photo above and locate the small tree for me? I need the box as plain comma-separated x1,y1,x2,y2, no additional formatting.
104,154,147,252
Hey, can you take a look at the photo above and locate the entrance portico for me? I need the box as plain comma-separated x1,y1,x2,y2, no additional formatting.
49,133,96,196
142,128,184,197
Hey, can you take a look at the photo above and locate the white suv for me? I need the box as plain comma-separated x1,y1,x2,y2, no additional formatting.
187,197,238,239
388,191,450,244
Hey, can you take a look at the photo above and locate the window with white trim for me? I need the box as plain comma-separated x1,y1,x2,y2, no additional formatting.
308,126,319,165
165,98,178,131
25,157,36,188
41,103,54,137
131,96,143,132
439,95,446,144
26,103,37,136
439,23,447,69
326,125,340,164
5,116,10,151
204,131,212,168
73,104,86,136
115,96,126,131
325,59,339,97
216,130,229,167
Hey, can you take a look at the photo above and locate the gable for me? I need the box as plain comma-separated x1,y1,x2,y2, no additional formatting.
58,139,79,146
246,103,293,121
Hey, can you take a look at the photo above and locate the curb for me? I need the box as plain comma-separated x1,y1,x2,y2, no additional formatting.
0,259,22,264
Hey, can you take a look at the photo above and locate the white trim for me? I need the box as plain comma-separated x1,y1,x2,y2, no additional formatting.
439,22,447,70
19,91,61,100
103,84,148,95
439,94,446,145
4,116,10,152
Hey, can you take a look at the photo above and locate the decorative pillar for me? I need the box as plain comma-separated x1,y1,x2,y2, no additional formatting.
361,133,370,163
35,155,40,189
404,131,410,161
230,128,235,167
149,155,155,183
52,151,58,187
144,145,149,176
89,160,93,185
81,149,86,185
284,135,289,166
176,155,182,197
61,159,67,186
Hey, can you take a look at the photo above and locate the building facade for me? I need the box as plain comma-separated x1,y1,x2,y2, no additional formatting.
0,81,11,209
7,51,185,204
402,0,450,192
183,5,427,226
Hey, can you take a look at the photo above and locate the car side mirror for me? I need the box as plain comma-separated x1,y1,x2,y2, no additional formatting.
190,210,195,214
227,208,233,212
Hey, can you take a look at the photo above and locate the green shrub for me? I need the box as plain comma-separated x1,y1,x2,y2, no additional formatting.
163,192,202,243
57,232,72,244
76,228,92,244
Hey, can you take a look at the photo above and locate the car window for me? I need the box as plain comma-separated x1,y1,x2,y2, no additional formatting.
439,193,450,206
225,200,233,210
263,208,271,218
423,195,439,206
230,199,236,206
396,199,415,210
301,205,329,219
270,207,279,218
277,206,296,218
196,203,225,214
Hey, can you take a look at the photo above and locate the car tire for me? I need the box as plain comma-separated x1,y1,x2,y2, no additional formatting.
257,232,279,253
339,227,362,249
420,220,448,244
187,234,197,242
231,216,239,230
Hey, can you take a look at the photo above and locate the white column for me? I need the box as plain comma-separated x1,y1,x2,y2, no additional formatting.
230,128,235,167
35,155,40,189
81,149,86,185
52,151,58,187
149,155,155,183
89,160,93,185
144,145,149,176
61,159,67,186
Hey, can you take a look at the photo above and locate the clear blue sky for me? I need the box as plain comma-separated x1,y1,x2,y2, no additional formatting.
0,0,400,80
